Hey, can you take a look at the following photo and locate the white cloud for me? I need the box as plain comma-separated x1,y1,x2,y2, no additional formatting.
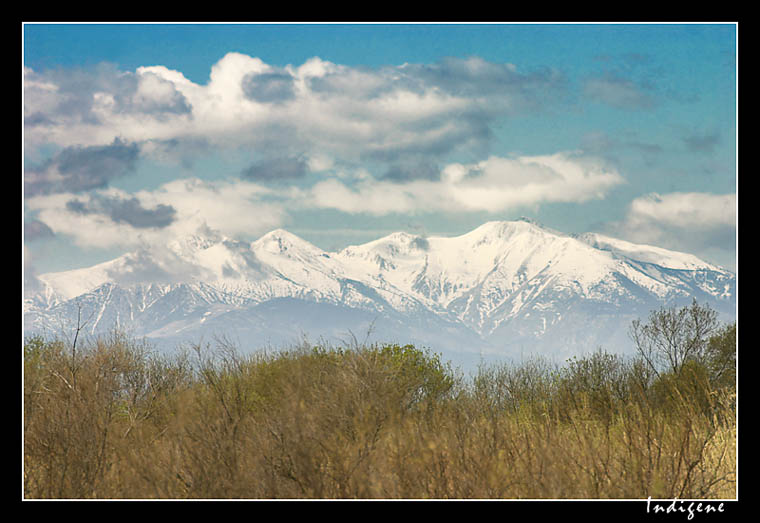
301,152,624,215
25,178,287,249
23,53,566,162
625,192,736,229
608,192,737,269
24,151,623,250
305,152,334,172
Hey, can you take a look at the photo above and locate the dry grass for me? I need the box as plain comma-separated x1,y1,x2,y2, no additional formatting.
23,333,737,500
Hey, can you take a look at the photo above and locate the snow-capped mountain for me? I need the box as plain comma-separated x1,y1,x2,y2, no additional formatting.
24,219,736,368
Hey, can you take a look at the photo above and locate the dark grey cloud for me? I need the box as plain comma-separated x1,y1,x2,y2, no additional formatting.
580,131,662,157
242,70,296,104
241,156,308,182
583,73,655,110
25,64,191,127
626,141,663,155
306,67,389,99
66,194,176,229
27,64,118,125
308,57,567,111
401,57,566,102
380,162,441,183
221,239,267,275
360,110,494,164
580,131,616,154
65,199,88,214
24,112,55,127
317,57,563,163
127,71,193,116
25,138,140,197
56,139,139,179
683,131,721,153
24,219,55,241
221,263,241,279
582,52,673,112
410,236,430,251
107,198,176,229
142,137,214,170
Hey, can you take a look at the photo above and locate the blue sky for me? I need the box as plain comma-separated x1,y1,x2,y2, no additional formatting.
23,22,737,278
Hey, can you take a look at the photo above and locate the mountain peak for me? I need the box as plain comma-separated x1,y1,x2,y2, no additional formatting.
259,228,294,238
461,218,560,243
26,219,736,364
516,216,542,226
373,230,429,248
252,228,329,261
167,227,226,257
255,228,318,248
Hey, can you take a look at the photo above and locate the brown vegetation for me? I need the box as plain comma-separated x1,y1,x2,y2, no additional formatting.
23,317,736,500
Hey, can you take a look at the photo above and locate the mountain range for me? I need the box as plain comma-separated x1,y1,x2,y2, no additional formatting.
23,219,736,369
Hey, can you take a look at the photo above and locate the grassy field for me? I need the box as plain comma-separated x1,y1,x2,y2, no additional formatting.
22,331,736,500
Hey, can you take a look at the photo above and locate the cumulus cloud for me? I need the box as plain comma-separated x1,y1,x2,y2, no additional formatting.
608,192,736,268
303,152,624,215
21,53,633,261
104,246,216,287
23,64,193,150
24,219,55,241
23,244,44,297
25,179,286,250
24,53,567,164
25,150,620,248
129,69,193,116
626,192,735,230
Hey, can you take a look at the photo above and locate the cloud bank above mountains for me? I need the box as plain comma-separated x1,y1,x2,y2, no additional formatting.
23,49,736,272
23,54,566,159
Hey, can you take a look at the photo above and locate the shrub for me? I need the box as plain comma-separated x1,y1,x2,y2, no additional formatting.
23,331,736,499
629,299,721,378
705,322,737,391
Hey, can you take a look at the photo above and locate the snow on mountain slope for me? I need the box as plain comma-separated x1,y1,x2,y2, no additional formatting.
334,220,617,310
331,218,733,332
24,220,736,365
575,232,729,272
